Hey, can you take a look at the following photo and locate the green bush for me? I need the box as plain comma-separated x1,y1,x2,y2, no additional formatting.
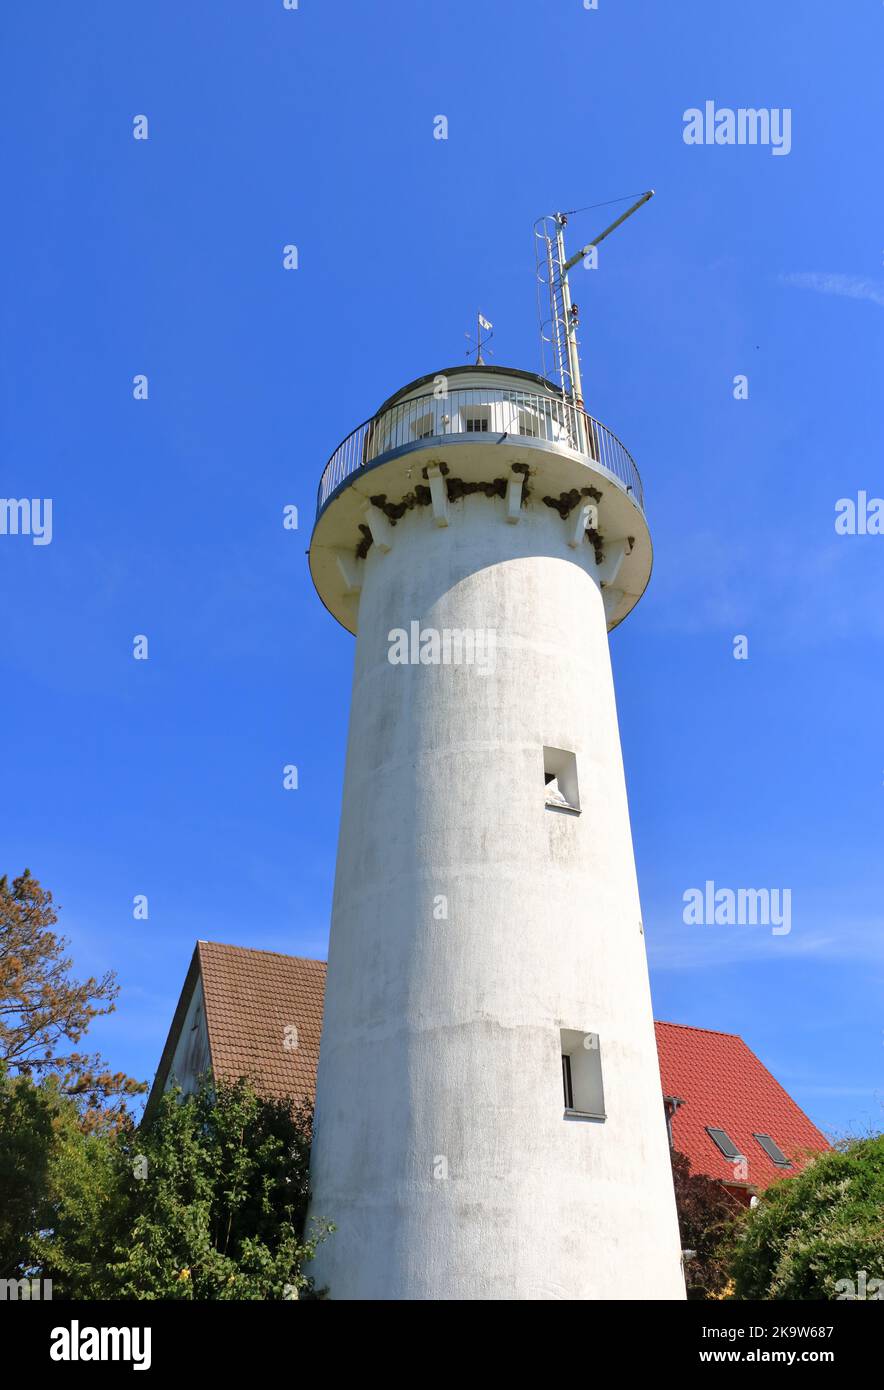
731,1136,884,1300
29,1076,329,1299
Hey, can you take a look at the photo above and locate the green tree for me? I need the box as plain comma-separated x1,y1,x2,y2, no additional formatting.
36,1077,329,1299
731,1136,884,1299
0,1066,58,1277
0,1066,119,1282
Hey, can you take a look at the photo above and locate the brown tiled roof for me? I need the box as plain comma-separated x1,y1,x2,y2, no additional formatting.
198,940,325,1106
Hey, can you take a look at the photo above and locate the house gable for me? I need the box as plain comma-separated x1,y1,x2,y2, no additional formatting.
144,940,326,1124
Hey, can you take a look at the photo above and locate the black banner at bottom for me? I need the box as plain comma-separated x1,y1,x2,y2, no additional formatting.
5,1294,878,1375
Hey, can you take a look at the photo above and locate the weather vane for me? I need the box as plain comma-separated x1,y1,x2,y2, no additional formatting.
465,311,494,365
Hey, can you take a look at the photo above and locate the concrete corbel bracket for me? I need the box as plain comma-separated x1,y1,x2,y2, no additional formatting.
505,475,523,524
362,501,394,553
567,501,594,549
597,539,627,588
602,587,625,623
425,464,450,528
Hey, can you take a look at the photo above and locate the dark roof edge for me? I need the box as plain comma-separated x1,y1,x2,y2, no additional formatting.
374,364,568,416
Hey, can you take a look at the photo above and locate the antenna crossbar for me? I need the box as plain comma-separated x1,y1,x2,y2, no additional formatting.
534,190,655,418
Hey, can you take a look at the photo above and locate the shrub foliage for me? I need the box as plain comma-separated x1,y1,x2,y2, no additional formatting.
731,1137,884,1300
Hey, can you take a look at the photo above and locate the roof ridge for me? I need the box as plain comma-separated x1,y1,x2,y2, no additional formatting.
199,940,326,968
654,1019,743,1041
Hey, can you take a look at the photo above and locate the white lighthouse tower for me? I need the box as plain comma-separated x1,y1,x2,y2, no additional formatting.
306,202,685,1300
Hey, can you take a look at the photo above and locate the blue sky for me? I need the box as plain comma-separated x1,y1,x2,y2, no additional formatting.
2,0,881,1139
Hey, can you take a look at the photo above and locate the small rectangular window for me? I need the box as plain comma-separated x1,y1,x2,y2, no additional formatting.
562,1054,574,1110
706,1126,742,1161
560,1029,605,1118
543,746,580,812
466,416,489,433
753,1133,792,1167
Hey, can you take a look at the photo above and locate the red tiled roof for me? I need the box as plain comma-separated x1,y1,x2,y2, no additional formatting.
655,1021,830,1190
198,941,326,1106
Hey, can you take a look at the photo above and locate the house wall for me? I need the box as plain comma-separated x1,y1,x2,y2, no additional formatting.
164,976,210,1097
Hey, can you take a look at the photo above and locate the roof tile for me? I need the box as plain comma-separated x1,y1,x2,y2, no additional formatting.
197,941,326,1106
655,1020,830,1190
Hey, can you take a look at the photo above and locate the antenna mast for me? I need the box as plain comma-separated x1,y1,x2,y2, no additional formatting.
535,190,654,422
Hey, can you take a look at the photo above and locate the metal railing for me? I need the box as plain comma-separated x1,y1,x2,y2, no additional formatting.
316,386,644,519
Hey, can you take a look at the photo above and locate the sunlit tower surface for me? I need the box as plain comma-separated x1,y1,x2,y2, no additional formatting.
306,196,685,1300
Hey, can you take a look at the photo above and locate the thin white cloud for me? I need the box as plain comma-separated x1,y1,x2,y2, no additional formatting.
781,272,884,310
646,916,884,971
645,531,884,642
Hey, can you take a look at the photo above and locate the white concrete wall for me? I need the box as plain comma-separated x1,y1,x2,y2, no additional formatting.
308,489,684,1300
